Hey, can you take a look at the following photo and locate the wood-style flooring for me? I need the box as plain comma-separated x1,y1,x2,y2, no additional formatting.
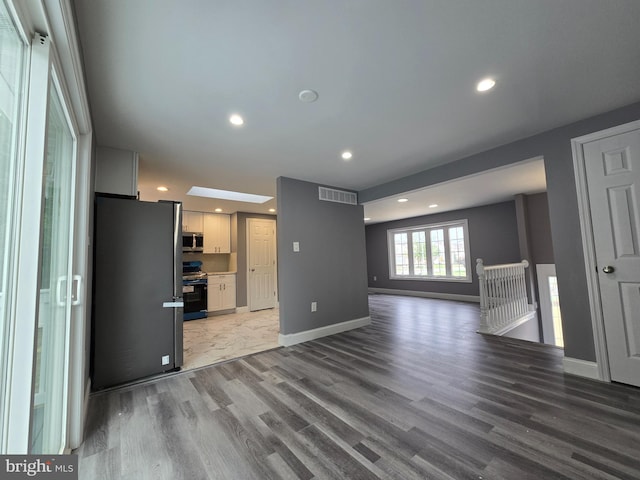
76,294,640,479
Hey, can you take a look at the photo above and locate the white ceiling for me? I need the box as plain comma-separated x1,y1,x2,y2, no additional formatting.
362,157,546,224
73,0,640,218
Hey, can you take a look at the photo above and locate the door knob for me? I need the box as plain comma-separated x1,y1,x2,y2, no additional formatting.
602,266,615,274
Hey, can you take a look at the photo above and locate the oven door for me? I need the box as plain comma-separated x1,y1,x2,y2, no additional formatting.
183,280,207,320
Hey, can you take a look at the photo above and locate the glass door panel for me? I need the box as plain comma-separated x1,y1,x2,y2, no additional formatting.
30,83,75,453
0,0,26,443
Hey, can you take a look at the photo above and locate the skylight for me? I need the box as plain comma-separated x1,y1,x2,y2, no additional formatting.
187,186,273,204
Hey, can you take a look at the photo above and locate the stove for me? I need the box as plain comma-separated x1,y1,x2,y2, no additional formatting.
182,261,207,320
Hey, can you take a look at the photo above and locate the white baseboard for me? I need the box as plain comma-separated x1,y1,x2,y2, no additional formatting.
368,287,479,303
563,357,600,380
279,316,371,347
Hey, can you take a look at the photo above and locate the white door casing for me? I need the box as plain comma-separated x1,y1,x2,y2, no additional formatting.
573,120,640,387
247,219,276,311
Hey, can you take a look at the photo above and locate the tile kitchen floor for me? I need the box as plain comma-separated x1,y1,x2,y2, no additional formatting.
182,308,280,371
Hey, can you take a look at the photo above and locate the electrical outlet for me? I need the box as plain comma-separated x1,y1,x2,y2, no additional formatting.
311,301,317,312
373,276,377,281
293,241,300,252
162,355,170,366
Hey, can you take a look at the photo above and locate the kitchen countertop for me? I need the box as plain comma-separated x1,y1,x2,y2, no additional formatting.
206,271,236,275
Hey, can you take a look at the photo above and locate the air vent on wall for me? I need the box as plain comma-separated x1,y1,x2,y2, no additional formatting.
318,186,358,205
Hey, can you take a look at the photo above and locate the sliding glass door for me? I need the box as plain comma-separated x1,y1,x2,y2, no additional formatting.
0,0,26,451
30,83,76,453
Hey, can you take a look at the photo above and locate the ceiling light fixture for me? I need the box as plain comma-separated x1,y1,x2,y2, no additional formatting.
364,217,371,221
187,186,273,204
398,198,408,203
429,204,438,208
476,78,496,92
229,114,244,126
298,89,319,103
156,186,169,192
214,208,223,213
268,208,276,213
341,151,353,160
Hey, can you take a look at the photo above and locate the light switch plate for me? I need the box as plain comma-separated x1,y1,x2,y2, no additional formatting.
162,355,170,365
293,241,300,252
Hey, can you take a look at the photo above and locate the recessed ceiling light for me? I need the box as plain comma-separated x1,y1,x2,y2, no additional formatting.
156,186,169,192
268,208,276,213
229,114,244,126
364,217,371,221
476,78,496,92
398,198,409,203
429,204,438,208
341,151,353,160
187,186,273,204
214,208,223,213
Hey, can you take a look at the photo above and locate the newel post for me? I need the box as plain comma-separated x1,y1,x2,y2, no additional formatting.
476,258,489,333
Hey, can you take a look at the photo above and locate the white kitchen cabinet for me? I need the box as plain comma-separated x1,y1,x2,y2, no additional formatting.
203,213,230,253
182,210,203,233
207,274,236,312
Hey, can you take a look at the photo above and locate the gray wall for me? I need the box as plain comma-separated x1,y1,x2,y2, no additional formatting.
360,100,640,362
277,177,369,335
234,212,277,307
366,201,520,296
526,192,554,265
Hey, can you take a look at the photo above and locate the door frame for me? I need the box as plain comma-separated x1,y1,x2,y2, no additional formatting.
571,118,640,383
536,264,560,346
246,218,277,311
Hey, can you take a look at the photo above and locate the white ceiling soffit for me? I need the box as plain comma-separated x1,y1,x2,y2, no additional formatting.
73,0,640,217
363,158,547,224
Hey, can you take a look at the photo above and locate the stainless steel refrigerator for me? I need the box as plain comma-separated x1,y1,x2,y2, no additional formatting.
92,195,183,390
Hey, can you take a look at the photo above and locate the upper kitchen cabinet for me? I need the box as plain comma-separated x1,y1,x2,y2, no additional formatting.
183,210,203,233
204,213,230,253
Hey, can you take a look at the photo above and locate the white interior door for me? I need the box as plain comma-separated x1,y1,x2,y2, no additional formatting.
247,218,276,311
583,126,640,387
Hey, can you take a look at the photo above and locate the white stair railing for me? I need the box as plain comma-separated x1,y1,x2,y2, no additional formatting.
476,258,534,335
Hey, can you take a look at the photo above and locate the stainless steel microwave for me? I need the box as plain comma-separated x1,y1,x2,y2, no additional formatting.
182,232,204,252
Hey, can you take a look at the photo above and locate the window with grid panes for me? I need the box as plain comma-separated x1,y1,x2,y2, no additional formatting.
387,220,471,282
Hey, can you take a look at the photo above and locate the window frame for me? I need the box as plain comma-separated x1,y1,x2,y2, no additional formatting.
387,219,472,282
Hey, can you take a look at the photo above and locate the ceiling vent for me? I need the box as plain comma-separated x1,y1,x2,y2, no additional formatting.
318,186,358,205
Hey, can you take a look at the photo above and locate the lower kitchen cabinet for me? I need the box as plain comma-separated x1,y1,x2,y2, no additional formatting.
207,274,236,312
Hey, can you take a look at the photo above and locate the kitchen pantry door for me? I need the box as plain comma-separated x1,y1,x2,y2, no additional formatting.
577,121,640,387
247,218,277,311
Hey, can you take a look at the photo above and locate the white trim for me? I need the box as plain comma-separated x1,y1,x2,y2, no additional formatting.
387,219,472,283
570,119,640,383
235,306,250,314
279,316,371,347
368,287,479,303
562,357,600,380
481,310,537,336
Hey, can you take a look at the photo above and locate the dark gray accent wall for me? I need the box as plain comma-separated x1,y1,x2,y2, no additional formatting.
360,100,640,362
235,212,277,307
366,201,520,296
526,192,554,265
277,177,369,335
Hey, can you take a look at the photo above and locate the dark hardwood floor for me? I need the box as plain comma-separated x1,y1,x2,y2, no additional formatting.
76,294,640,479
